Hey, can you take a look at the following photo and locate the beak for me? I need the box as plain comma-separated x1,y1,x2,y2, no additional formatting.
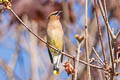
56,11,62,16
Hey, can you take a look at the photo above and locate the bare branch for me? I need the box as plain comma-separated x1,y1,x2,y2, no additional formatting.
97,0,116,39
92,47,105,65
94,0,107,67
74,34,84,80
0,58,21,80
116,29,120,39
85,0,91,79
101,0,115,79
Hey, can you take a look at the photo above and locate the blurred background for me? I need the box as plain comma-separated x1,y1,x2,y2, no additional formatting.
0,0,120,80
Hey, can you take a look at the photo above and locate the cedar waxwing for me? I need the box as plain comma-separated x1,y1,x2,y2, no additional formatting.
47,11,64,75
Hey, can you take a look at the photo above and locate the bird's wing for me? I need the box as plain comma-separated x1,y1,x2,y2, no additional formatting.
61,43,64,62
61,54,63,62
60,35,65,62
48,48,53,63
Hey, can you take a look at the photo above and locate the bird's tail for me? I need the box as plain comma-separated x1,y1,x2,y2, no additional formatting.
53,64,59,75
53,54,62,75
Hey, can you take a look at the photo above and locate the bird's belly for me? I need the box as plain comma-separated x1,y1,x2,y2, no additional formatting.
47,29,63,55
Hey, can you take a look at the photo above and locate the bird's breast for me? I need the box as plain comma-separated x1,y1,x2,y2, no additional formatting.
47,20,63,39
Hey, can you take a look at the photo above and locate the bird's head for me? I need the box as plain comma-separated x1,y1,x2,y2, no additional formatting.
48,11,62,20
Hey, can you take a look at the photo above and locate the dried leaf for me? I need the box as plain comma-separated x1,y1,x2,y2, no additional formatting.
64,62,74,75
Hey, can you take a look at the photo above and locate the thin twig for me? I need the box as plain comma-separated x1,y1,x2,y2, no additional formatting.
72,57,75,80
74,43,81,80
102,0,115,79
85,0,91,79
0,58,21,80
0,58,14,80
8,7,105,71
94,0,109,79
116,29,120,39
97,0,116,39
74,35,85,80
94,0,107,67
106,16,114,80
92,47,105,65
103,0,107,18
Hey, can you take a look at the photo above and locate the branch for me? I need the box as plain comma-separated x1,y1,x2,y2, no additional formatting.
97,0,116,39
116,29,120,39
74,35,84,80
85,0,91,79
101,0,115,79
94,0,110,79
92,47,105,65
0,58,21,80
94,0,107,67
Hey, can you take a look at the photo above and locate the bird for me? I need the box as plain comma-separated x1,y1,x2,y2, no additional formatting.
47,11,64,75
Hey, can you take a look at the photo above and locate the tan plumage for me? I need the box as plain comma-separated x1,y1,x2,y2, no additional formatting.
47,11,64,75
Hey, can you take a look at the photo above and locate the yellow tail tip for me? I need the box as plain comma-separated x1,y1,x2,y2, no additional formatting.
53,70,59,75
